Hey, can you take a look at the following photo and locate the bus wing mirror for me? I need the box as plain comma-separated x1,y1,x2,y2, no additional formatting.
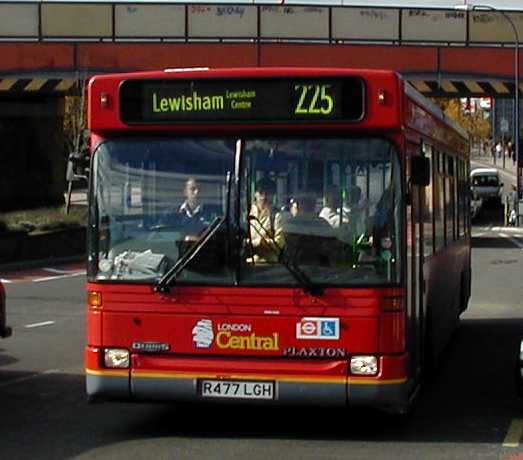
411,157,430,187
66,151,90,183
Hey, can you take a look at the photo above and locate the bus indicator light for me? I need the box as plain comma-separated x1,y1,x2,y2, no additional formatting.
87,291,102,309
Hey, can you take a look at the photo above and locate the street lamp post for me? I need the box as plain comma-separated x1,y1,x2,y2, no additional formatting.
456,4,520,218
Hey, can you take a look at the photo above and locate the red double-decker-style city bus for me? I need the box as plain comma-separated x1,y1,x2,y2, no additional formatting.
85,67,470,413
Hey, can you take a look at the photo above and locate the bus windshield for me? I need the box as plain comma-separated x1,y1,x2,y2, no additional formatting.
90,136,401,287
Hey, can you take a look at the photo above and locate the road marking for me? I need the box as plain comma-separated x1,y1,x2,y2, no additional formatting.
0,265,86,284
472,231,487,237
503,419,523,447
25,321,55,328
43,267,83,274
0,369,61,388
509,237,523,250
33,272,84,283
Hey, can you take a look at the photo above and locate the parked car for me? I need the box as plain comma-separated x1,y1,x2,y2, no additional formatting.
470,168,503,205
0,280,11,338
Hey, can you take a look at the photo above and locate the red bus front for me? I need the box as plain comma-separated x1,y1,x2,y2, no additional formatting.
85,68,413,412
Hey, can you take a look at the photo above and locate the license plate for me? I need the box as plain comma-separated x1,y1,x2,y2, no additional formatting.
199,379,275,400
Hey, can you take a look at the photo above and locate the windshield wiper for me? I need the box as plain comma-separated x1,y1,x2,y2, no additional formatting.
155,216,224,293
248,216,324,297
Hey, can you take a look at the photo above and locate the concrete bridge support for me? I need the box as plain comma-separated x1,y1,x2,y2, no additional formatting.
0,97,66,211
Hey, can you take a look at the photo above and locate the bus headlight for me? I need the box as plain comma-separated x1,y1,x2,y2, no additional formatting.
104,348,130,368
350,355,378,376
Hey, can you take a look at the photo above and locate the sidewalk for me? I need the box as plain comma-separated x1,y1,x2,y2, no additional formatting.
471,153,517,178
66,188,88,207
471,154,517,192
0,188,88,272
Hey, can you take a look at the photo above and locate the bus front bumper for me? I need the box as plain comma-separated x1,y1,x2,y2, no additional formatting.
86,348,410,409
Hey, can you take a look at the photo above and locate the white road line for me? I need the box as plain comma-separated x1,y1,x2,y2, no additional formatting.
0,369,61,388
495,230,523,250
503,419,523,448
33,272,84,283
510,238,523,250
25,321,55,328
0,279,13,283
43,267,83,274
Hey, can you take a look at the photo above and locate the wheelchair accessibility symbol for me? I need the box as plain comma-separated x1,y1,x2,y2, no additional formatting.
296,317,340,340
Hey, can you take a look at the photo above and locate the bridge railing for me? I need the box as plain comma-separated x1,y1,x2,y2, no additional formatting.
0,3,522,46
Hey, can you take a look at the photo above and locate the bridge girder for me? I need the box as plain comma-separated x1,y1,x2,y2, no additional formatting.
0,72,519,100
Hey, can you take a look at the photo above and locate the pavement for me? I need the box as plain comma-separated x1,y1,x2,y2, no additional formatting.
0,188,88,274
66,188,87,207
471,153,517,184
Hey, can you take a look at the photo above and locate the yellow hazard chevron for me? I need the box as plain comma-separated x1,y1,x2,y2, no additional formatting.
0,77,79,93
406,77,520,98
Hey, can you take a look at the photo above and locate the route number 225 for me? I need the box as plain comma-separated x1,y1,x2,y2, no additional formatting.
294,84,334,115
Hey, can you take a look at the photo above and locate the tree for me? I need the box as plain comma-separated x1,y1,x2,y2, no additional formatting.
432,98,491,152
63,79,88,156
63,79,89,214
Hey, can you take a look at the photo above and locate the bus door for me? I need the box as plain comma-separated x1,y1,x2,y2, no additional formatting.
406,147,424,382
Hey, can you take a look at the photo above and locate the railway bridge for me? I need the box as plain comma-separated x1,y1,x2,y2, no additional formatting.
1,1,522,208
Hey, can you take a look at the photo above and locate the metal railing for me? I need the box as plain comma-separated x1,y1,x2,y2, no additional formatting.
0,3,522,45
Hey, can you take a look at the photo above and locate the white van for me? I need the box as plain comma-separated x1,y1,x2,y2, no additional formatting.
470,168,503,204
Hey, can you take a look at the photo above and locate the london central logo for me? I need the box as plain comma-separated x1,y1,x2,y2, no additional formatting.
192,319,214,348
191,319,279,351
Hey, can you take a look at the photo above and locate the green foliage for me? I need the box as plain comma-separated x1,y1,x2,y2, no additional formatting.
0,205,87,234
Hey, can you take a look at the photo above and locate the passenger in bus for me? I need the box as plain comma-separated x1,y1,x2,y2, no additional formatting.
289,197,299,217
345,185,367,236
283,193,338,265
319,187,345,228
371,185,394,249
287,194,336,236
248,177,285,262
319,185,367,239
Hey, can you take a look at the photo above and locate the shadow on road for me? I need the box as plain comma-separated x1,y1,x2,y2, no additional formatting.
472,237,522,249
472,201,505,227
0,318,522,460
0,348,18,367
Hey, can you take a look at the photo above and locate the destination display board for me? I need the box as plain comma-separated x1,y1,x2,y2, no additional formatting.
120,77,365,124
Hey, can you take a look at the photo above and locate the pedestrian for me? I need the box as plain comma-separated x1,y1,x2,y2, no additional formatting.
506,141,513,161
496,141,503,159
